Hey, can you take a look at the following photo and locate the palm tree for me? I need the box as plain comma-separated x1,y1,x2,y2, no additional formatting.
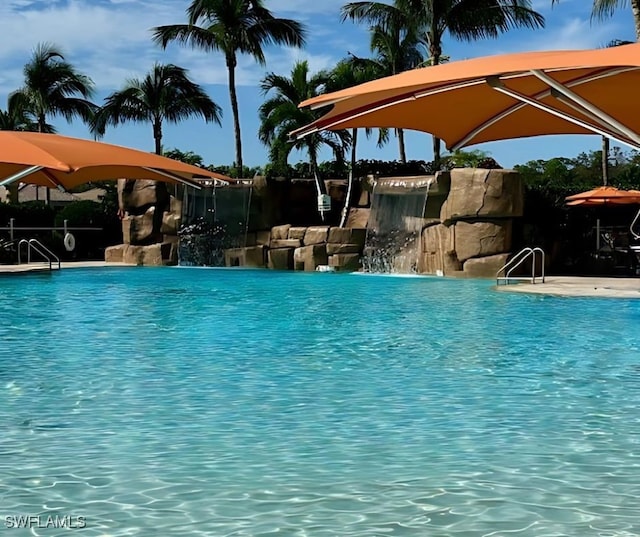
342,0,545,169
152,0,306,177
92,63,222,155
328,59,389,226
0,99,55,133
345,10,425,163
9,42,96,204
9,42,96,134
258,61,350,200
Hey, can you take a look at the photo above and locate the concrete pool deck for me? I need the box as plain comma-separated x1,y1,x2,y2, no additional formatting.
0,261,133,274
1,262,639,298
495,276,640,298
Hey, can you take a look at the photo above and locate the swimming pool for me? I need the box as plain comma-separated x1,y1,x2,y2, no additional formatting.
1,267,639,536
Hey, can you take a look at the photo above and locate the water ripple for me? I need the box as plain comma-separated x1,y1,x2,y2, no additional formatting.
1,268,640,535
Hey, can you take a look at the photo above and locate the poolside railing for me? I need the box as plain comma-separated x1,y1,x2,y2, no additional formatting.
0,218,102,242
17,239,61,271
496,247,545,285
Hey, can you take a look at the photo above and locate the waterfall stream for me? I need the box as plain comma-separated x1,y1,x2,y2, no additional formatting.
179,182,253,266
362,177,433,274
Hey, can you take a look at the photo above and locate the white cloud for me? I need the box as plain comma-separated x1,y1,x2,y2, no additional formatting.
0,0,347,97
0,0,186,92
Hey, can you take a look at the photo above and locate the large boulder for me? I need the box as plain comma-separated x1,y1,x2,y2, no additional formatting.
328,253,362,272
160,212,181,235
141,243,164,266
270,239,301,249
169,195,182,216
440,168,523,224
288,226,307,240
105,244,126,263
327,227,351,244
327,227,367,248
271,224,291,240
346,208,370,229
123,245,143,265
454,220,512,262
118,179,169,214
422,223,453,255
419,223,460,275
225,246,266,268
303,226,329,245
326,243,360,255
268,247,294,270
122,207,156,244
463,253,510,278
294,244,328,271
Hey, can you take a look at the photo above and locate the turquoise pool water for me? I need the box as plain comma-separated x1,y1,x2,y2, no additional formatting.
1,267,640,536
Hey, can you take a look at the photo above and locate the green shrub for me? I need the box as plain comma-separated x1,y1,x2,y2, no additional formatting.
0,201,55,227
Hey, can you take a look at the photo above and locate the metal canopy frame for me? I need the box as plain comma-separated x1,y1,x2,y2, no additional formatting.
296,66,640,152
0,165,204,191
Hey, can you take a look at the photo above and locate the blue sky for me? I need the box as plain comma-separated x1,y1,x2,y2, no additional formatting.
0,0,637,170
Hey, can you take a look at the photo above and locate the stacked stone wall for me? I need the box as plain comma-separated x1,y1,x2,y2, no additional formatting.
224,225,367,272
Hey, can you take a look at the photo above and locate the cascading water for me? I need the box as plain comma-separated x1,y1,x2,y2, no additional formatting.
362,177,433,274
178,180,253,266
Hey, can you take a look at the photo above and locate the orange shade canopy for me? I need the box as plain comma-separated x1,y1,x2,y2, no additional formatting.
0,131,232,190
295,43,640,151
565,186,640,206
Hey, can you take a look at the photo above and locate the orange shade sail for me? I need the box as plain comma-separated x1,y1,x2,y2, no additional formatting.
0,131,232,191
565,186,640,206
295,42,640,151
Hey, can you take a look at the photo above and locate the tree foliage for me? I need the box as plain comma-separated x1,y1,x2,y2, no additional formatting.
9,42,96,133
92,63,222,155
259,60,350,195
152,0,306,176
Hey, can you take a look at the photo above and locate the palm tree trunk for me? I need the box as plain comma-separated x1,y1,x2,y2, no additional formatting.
602,136,610,186
309,143,327,196
227,54,243,178
633,0,640,39
38,115,51,205
397,128,407,163
153,119,163,155
340,128,358,228
430,41,442,171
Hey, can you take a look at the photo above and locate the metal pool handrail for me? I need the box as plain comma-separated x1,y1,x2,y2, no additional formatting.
496,247,545,285
18,239,61,270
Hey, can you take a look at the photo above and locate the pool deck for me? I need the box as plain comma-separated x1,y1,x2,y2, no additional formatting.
1,262,639,298
0,261,134,274
495,276,640,298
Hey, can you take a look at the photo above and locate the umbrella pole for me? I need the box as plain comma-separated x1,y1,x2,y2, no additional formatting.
0,165,44,187
596,218,601,251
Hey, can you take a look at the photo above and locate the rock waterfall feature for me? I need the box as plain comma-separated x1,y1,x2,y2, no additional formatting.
362,177,434,274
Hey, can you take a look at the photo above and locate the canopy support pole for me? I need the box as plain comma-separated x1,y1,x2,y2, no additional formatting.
486,78,640,151
451,67,639,150
41,169,67,192
531,69,640,145
142,167,203,190
0,165,43,187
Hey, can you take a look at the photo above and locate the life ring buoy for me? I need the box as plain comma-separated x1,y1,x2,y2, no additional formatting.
63,232,76,252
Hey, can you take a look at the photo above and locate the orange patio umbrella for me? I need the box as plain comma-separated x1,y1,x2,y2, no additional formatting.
565,186,640,206
0,131,231,191
294,42,640,152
